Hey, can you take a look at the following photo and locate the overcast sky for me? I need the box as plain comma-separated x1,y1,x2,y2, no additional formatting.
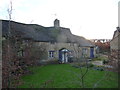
0,0,119,39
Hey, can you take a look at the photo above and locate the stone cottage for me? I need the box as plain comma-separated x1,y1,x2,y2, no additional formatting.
110,27,120,70
1,19,96,88
2,19,95,64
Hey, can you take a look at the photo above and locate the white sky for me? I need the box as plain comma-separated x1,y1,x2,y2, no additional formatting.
0,0,119,39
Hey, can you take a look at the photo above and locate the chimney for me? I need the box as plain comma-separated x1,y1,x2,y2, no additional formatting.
54,19,60,28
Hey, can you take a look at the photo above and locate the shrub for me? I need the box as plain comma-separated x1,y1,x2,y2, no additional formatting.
72,62,94,68
93,66,104,71
103,60,109,64
87,63,94,68
92,55,108,61
38,59,59,65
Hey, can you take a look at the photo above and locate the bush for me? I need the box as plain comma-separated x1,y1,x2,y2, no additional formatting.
38,59,59,65
93,66,104,71
103,60,109,64
92,55,108,61
72,62,94,68
77,62,86,67
87,63,94,68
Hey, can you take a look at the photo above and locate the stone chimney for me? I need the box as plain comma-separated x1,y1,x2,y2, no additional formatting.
54,19,60,28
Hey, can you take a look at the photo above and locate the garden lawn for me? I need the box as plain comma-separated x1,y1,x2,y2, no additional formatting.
18,64,118,88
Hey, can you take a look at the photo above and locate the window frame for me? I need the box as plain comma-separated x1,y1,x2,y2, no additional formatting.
48,50,55,58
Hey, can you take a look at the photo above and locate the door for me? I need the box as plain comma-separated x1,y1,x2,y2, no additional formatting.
59,48,69,63
90,47,94,58
59,50,62,62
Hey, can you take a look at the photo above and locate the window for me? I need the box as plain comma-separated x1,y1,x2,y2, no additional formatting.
49,51,55,58
50,42,55,44
2,37,6,40
17,50,24,57
82,48,87,55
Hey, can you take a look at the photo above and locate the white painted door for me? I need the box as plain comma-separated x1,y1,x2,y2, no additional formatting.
62,53,64,63
65,53,68,63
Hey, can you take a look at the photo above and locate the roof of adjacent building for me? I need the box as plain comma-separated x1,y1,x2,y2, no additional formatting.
1,20,94,47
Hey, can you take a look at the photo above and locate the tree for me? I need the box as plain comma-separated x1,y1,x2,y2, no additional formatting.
69,43,89,88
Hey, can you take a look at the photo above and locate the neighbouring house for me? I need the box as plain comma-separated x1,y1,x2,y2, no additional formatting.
110,27,120,71
90,39,111,54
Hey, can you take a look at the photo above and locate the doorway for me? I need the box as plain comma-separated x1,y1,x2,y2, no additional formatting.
90,47,94,58
59,48,69,63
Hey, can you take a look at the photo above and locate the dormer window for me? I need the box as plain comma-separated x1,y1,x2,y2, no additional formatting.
50,41,55,44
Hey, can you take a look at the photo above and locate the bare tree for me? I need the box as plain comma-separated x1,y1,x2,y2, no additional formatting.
6,0,13,88
70,44,89,88
71,44,112,88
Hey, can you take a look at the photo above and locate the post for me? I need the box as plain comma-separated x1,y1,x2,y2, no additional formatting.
118,1,120,27
0,20,2,89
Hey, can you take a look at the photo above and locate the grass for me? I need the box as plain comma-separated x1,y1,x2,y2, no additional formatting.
18,64,118,88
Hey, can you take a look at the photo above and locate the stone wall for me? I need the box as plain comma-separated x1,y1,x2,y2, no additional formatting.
109,49,120,71
110,35,119,50
110,32,120,71
33,42,93,61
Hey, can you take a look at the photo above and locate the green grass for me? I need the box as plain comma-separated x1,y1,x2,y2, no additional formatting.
18,64,118,88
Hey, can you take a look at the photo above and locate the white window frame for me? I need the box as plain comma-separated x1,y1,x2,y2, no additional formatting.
49,51,54,58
